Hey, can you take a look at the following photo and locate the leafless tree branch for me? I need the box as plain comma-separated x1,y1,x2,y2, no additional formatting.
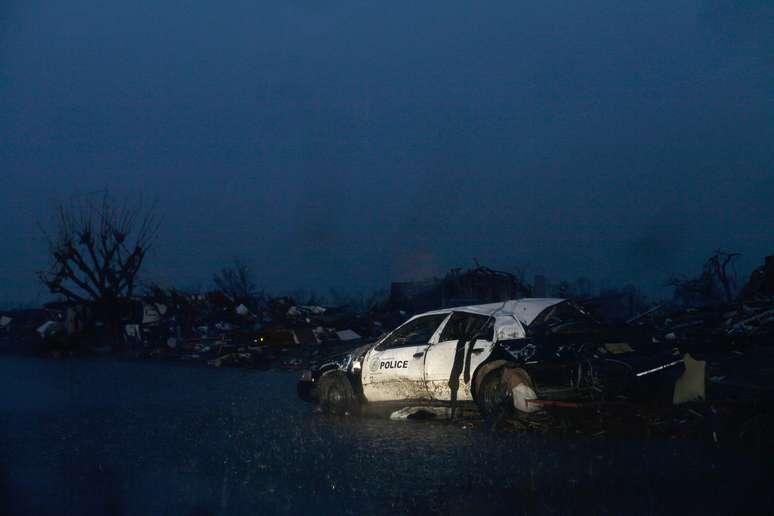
38,192,160,309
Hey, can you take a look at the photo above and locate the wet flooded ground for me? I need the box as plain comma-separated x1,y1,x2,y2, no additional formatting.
0,355,771,515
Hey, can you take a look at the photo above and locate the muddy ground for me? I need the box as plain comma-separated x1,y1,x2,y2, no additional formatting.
1,355,772,515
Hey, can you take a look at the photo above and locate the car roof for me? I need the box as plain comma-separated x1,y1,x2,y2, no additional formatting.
418,298,566,327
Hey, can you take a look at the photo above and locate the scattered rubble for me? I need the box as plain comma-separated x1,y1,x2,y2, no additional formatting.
2,255,773,441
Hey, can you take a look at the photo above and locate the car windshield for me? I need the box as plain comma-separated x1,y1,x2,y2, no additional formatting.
377,314,449,349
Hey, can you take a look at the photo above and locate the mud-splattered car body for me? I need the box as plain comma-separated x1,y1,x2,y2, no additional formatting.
298,298,691,415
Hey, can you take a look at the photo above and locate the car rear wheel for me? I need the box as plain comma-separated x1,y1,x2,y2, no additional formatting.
476,368,514,419
318,373,358,415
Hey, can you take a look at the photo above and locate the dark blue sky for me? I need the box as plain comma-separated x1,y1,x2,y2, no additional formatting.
1,0,773,306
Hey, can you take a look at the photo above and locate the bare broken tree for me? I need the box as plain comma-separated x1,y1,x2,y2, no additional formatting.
667,250,740,306
213,258,257,303
707,250,740,303
39,193,160,311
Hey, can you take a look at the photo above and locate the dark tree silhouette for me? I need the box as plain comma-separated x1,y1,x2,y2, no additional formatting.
707,251,740,303
668,250,740,306
213,258,256,303
39,193,159,310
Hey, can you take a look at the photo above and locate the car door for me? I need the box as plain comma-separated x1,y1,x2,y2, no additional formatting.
361,313,449,402
424,312,494,401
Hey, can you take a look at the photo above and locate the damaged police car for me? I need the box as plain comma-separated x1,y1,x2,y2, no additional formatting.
297,299,699,417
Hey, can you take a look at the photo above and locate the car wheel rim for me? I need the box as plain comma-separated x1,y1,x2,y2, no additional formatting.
328,385,344,405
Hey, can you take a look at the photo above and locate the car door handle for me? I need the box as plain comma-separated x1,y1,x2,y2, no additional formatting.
413,352,424,358
471,348,484,354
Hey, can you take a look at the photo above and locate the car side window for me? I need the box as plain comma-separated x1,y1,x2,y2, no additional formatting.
378,314,448,350
439,312,494,342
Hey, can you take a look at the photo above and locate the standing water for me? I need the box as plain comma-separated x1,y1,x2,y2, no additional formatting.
0,356,770,515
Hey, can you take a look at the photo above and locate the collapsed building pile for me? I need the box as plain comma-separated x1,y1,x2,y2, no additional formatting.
515,254,774,442
625,254,774,349
4,264,534,366
4,256,773,394
127,290,399,368
0,284,409,368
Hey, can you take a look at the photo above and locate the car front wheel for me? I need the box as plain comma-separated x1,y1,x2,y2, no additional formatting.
317,373,359,415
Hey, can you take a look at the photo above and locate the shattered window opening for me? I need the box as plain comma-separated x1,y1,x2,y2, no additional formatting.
438,312,494,342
